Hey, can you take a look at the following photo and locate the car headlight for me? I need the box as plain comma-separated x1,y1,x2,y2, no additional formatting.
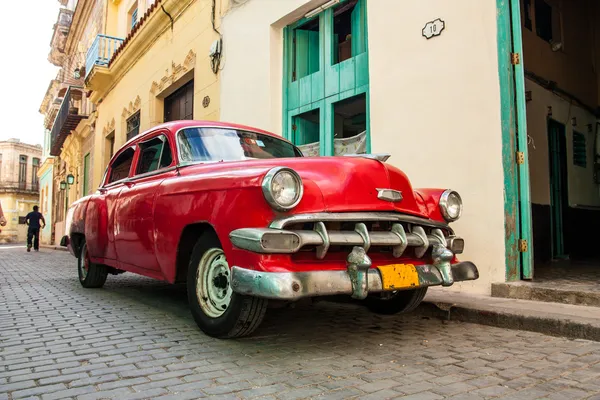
262,167,303,211
439,190,463,222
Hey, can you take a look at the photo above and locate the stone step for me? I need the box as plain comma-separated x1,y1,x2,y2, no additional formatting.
491,282,600,308
418,290,600,342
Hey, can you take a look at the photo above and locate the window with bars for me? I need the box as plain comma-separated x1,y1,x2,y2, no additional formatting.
126,111,141,141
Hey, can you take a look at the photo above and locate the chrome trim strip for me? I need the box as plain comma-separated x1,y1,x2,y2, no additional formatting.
229,226,455,258
230,262,479,300
343,153,391,162
269,212,452,232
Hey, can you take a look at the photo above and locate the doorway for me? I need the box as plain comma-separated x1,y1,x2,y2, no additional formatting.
547,119,569,260
497,0,600,293
164,80,194,122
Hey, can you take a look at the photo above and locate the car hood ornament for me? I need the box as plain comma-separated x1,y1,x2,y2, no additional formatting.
376,188,403,202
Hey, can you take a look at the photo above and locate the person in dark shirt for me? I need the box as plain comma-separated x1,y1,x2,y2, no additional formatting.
25,206,45,252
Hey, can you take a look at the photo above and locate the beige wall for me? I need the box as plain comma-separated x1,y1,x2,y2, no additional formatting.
220,0,505,294
92,0,221,188
0,141,43,185
0,194,39,244
526,79,600,207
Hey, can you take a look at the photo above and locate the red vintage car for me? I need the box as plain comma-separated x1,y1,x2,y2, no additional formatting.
63,120,478,338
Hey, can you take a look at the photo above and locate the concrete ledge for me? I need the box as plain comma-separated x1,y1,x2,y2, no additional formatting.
492,282,600,307
417,291,600,342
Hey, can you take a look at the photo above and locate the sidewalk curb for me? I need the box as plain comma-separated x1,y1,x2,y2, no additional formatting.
415,300,600,342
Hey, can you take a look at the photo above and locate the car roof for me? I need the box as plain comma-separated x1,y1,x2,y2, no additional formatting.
122,120,293,148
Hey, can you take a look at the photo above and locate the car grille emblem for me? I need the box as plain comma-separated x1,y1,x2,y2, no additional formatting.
376,188,403,202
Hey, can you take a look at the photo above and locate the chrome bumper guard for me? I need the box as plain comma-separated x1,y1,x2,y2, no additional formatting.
230,249,479,300
229,213,477,299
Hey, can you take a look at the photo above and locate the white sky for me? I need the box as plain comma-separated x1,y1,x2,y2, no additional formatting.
0,1,61,146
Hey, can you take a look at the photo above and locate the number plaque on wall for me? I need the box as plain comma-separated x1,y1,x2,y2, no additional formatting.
422,19,445,39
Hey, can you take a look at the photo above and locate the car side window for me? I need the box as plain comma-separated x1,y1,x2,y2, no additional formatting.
108,148,135,184
135,135,173,175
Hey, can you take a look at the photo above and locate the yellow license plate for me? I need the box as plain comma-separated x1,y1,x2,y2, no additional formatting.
377,264,420,290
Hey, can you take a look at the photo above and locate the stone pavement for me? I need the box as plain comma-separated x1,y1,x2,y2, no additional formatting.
1,246,600,400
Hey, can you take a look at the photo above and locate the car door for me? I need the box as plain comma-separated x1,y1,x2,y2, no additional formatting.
86,146,136,262
114,133,176,273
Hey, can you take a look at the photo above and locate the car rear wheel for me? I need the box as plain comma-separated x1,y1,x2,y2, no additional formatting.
78,241,108,288
365,287,428,315
187,233,267,338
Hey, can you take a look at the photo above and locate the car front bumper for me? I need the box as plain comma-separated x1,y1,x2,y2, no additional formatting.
229,213,478,300
230,258,479,300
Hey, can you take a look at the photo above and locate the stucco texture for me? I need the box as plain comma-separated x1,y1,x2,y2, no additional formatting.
220,0,506,295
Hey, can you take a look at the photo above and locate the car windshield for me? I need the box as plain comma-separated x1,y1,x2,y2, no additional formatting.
177,127,303,163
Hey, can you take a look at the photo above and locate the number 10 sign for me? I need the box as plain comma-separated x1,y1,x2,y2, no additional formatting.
422,18,445,39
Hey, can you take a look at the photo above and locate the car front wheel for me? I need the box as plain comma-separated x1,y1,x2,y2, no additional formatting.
365,287,428,315
187,233,267,338
78,241,108,288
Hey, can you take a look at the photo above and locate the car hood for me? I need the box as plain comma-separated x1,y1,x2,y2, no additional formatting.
179,156,428,218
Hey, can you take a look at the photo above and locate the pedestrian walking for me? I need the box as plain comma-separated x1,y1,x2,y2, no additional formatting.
25,206,45,252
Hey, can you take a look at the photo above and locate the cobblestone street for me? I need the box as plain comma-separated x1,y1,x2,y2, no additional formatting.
1,247,600,400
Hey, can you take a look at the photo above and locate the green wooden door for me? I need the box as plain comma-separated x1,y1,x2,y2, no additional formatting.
83,153,90,196
548,120,568,259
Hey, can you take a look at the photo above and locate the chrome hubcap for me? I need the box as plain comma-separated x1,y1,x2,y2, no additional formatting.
196,248,232,318
79,245,89,280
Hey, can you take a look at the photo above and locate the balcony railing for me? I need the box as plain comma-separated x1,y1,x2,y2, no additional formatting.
0,181,40,194
50,86,91,156
85,34,124,80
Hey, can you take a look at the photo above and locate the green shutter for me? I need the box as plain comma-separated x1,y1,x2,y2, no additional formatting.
294,117,320,146
573,131,587,167
295,29,320,79
83,153,90,195
351,0,366,56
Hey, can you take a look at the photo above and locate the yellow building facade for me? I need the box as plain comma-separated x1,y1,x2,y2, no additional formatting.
86,0,224,189
0,140,43,244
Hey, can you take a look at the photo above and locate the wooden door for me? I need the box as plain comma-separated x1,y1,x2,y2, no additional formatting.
164,80,194,122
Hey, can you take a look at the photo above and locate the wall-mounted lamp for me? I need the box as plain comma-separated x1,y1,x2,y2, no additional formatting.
305,0,339,18
73,68,81,79
60,181,67,190
66,174,75,185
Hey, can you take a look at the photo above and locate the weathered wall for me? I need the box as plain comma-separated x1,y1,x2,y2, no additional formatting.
0,194,39,244
92,0,221,188
526,80,599,208
0,141,43,185
521,0,598,109
0,140,43,243
220,0,505,294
